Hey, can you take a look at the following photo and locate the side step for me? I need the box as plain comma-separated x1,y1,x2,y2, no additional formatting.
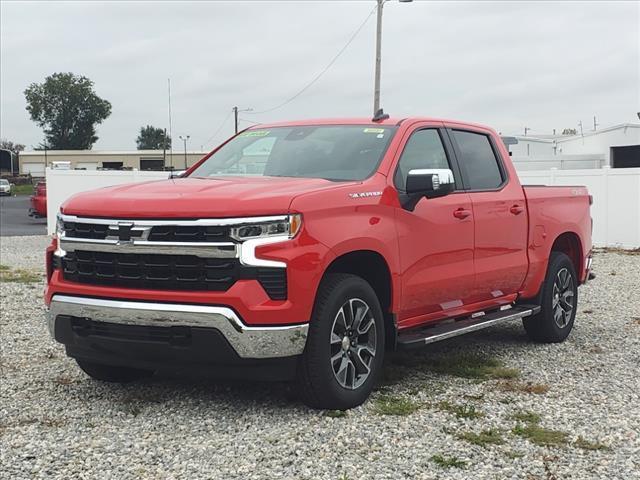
397,305,540,350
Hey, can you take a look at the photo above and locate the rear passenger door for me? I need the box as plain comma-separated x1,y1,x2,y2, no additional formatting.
447,128,528,302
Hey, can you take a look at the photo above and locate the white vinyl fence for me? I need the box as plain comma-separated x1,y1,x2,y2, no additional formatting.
518,167,640,249
46,167,640,248
46,169,170,234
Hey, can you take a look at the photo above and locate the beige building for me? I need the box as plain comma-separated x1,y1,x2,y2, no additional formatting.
18,150,208,176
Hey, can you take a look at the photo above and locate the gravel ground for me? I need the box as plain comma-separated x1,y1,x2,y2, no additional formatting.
1,236,639,480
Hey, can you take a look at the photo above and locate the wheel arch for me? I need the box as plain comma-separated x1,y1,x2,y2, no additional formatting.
322,249,397,350
550,231,583,277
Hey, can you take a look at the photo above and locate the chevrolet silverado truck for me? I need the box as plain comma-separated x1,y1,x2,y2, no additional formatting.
45,116,592,409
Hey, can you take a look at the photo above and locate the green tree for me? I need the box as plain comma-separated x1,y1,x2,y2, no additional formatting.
136,125,171,150
0,139,25,155
24,72,112,150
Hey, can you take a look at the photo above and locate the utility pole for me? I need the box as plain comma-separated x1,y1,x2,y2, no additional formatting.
168,79,173,169
179,135,190,169
233,106,239,134
593,115,599,131
232,106,253,134
373,0,413,115
524,127,530,136
578,121,584,137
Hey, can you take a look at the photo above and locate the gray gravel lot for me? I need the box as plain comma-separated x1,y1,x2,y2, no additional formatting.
1,236,639,479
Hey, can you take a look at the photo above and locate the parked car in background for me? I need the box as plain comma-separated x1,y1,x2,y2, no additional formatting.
29,181,47,217
45,116,593,409
0,178,13,195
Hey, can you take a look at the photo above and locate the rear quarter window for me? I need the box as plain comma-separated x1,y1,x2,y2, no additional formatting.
452,130,504,190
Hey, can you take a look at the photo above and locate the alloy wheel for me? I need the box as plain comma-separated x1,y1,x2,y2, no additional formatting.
330,298,377,390
552,267,575,328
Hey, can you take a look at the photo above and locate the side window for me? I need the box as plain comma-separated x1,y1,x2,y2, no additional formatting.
394,129,451,191
451,130,504,190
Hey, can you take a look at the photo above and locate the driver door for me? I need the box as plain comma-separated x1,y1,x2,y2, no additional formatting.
394,125,475,328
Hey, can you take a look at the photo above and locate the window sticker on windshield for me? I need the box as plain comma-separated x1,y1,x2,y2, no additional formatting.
240,130,270,137
363,128,385,134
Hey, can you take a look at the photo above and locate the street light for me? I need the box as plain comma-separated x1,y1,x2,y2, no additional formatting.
373,0,413,115
179,135,190,169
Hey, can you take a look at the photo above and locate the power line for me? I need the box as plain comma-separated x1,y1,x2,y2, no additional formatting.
246,4,377,116
203,109,233,147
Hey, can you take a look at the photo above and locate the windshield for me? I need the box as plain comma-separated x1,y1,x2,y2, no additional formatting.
0,179,9,185
189,125,397,181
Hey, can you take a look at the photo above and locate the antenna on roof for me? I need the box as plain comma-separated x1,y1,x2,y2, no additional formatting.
372,108,389,122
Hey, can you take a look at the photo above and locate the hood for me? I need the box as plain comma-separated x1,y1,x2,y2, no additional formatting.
61,176,351,218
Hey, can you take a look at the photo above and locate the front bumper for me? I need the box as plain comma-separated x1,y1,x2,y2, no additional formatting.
46,295,308,360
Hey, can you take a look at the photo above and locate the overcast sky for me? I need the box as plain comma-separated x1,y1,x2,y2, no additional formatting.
1,0,638,151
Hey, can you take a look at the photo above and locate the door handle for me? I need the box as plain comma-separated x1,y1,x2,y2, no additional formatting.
510,205,525,215
453,208,471,219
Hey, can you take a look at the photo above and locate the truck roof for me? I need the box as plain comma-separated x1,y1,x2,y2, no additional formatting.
251,117,493,130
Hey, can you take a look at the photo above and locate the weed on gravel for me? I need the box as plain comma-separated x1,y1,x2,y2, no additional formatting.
372,394,421,416
458,428,505,448
0,264,41,283
513,423,568,447
509,410,542,424
498,380,550,394
419,353,520,380
574,436,612,451
437,401,483,419
430,454,467,469
324,409,347,418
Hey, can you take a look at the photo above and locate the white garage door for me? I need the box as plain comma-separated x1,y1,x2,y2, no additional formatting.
75,162,99,170
22,163,46,175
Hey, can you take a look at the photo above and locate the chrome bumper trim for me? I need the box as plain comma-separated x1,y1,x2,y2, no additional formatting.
46,295,308,359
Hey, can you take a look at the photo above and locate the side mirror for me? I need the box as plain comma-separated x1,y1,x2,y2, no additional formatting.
402,168,455,211
169,170,186,179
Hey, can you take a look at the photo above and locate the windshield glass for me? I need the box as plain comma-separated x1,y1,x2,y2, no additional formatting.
0,179,9,185
189,125,397,181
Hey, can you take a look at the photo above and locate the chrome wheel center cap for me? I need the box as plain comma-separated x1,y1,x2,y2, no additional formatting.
341,336,350,352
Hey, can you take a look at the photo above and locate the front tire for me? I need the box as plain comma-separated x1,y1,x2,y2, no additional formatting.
75,359,154,383
523,252,578,343
297,274,385,410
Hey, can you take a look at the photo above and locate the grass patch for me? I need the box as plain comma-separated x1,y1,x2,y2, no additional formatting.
504,451,525,459
372,394,421,416
11,184,34,196
498,380,549,395
513,423,568,447
574,436,612,451
0,265,41,283
437,401,483,419
430,454,466,469
458,428,504,448
509,410,541,424
423,353,520,380
324,409,347,418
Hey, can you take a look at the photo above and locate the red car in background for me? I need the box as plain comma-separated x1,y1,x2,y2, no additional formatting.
29,181,47,218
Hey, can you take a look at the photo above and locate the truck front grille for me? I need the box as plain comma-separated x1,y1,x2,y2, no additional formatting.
62,251,238,291
60,250,286,299
63,222,231,243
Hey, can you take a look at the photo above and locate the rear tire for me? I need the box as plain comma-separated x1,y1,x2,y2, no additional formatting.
75,359,154,383
297,274,385,410
523,252,578,343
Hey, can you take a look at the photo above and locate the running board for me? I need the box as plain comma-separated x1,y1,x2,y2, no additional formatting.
397,305,540,349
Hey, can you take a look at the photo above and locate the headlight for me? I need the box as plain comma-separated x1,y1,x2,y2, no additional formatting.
55,213,65,238
230,214,302,241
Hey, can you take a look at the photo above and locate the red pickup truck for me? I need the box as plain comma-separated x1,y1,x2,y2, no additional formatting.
45,117,592,409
